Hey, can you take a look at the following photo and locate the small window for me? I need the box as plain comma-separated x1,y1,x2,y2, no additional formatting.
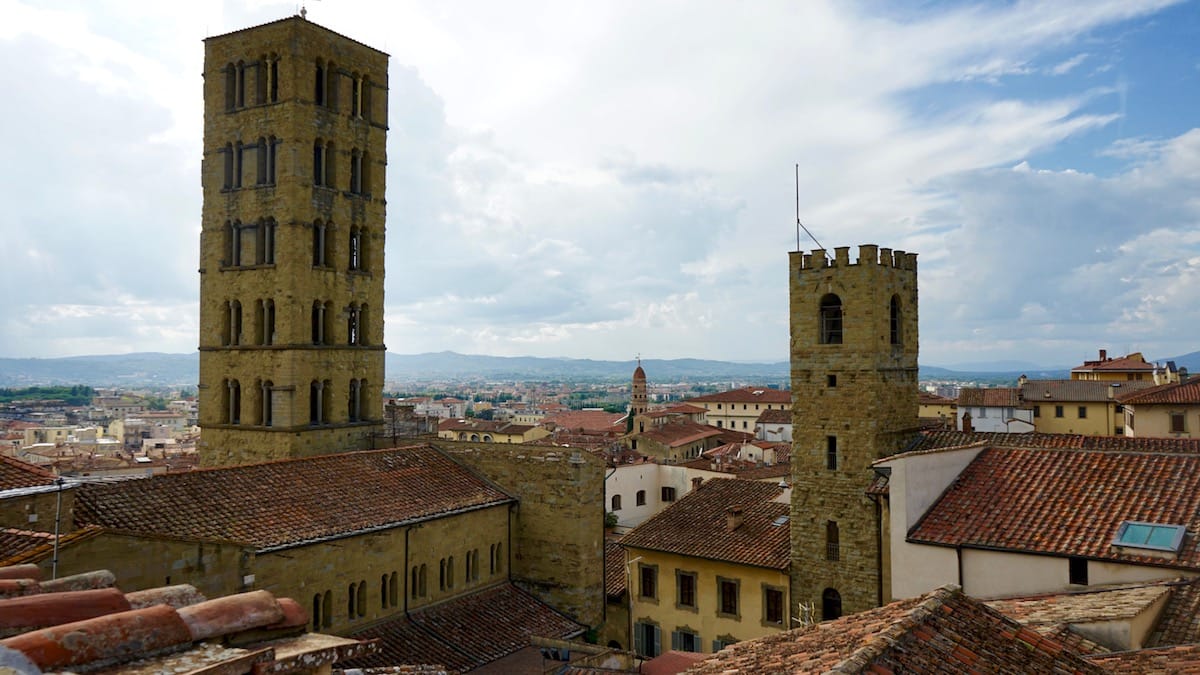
1113,521,1186,552
889,295,901,345
1033,405,1041,418
1055,405,1064,418
819,294,843,344
636,490,646,506
826,521,840,561
611,494,622,511
661,486,676,502
671,629,700,652
822,588,842,620
718,578,739,617
764,587,784,624
1171,412,1186,434
827,374,837,387
1078,406,1087,419
639,564,657,600
676,571,697,609
1068,557,1088,585
826,436,837,471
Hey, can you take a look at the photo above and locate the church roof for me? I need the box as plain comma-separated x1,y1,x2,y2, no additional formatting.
76,445,514,551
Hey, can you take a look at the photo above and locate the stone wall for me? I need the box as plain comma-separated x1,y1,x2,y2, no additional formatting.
437,440,606,629
789,244,919,620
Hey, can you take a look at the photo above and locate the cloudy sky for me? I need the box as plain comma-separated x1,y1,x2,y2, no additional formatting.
1,0,1197,369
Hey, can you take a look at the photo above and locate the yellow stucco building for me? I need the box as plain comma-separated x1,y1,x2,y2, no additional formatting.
621,478,791,657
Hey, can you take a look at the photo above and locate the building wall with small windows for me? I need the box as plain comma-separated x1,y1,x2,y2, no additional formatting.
624,548,790,657
198,16,389,466
789,245,919,621
1122,403,1200,438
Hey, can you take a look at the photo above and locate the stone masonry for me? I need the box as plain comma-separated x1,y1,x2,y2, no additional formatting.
789,244,919,620
198,17,389,465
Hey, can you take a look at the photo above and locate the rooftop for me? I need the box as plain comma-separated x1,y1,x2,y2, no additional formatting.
1116,376,1200,405
957,387,1025,408
685,387,791,405
1022,379,1157,403
76,445,514,551
636,421,723,448
621,478,789,570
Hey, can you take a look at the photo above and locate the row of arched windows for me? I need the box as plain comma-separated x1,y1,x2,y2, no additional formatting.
817,293,904,346
310,570,398,632
220,298,275,347
413,543,503,601
221,137,278,191
223,55,280,112
312,220,371,272
218,378,274,426
313,139,373,194
222,218,276,268
215,377,371,426
315,59,374,121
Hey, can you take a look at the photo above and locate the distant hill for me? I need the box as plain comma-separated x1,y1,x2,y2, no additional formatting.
0,349,1194,388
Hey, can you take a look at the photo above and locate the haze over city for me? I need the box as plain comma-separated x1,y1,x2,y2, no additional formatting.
1,0,1197,367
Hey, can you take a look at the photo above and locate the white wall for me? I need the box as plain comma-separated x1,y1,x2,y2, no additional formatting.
956,406,1034,433
606,463,694,532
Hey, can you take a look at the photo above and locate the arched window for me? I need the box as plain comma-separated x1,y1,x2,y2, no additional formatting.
314,60,326,105
261,380,273,427
439,558,446,591
636,490,646,506
819,294,842,344
313,139,326,186
266,136,277,184
324,141,336,187
349,227,362,270
361,75,372,122
447,555,455,588
234,141,244,188
228,300,243,346
611,494,622,511
351,73,361,117
389,571,398,607
222,143,234,189
348,378,361,422
326,61,339,110
822,588,842,620
256,137,268,184
356,580,366,617
890,294,902,345
350,148,362,193
321,590,331,627
311,593,322,631
260,299,275,345
358,304,369,345
311,301,325,344
826,521,840,561
224,63,236,111
310,380,323,425
419,564,427,596
227,379,241,425
235,60,246,108
359,379,369,420
347,582,356,618
256,218,276,265
312,220,327,266
381,573,389,608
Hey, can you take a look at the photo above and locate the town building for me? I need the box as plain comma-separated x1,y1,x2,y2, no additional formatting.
917,390,955,426
621,478,791,658
788,245,919,620
685,387,790,432
197,16,389,466
437,417,551,444
1118,375,1200,438
1020,378,1153,436
754,408,792,442
955,387,1033,433
1071,349,1179,384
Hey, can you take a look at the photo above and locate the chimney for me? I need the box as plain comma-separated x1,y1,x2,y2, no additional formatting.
961,411,973,433
1100,349,1107,361
691,477,703,491
725,507,745,532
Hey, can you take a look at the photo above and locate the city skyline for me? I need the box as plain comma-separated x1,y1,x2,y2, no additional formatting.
1,0,1198,367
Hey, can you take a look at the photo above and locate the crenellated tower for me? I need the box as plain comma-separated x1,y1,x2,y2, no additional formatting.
788,244,918,620
198,16,389,466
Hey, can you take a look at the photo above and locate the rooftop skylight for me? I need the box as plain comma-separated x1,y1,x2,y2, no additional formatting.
1112,521,1186,553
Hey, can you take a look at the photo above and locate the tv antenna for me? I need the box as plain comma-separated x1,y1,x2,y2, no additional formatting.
795,164,829,260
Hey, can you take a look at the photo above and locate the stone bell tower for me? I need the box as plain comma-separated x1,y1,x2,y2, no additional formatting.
788,244,918,620
197,16,389,466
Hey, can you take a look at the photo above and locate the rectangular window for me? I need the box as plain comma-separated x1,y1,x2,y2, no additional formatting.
827,374,837,387
1055,405,1064,418
634,622,661,658
978,407,986,419
676,571,697,609
671,629,700,652
661,486,677,502
1004,407,1014,419
1068,557,1088,585
639,564,658,600
1033,405,1041,418
826,436,837,471
1171,412,1186,434
1078,406,1087,419
717,578,739,617
764,586,784,625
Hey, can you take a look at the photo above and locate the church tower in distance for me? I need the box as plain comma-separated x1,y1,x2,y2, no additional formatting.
198,16,389,466
788,245,918,621
631,359,648,417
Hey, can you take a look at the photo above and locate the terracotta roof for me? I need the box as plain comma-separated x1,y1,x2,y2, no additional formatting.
345,583,584,672
542,410,626,433
662,403,706,414
621,479,789,570
1088,643,1200,673
643,650,708,674
1116,376,1200,405
918,392,955,405
0,525,103,568
0,455,57,491
956,387,1025,408
633,365,646,380
685,584,1104,674
984,583,1171,628
76,445,514,551
908,446,1200,570
756,408,791,424
686,387,791,405
605,540,626,599
1073,352,1157,373
637,422,722,448
1147,578,1200,647
914,429,1200,454
1022,379,1156,403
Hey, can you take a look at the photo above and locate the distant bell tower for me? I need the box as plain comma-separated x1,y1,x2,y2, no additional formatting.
198,16,389,466
631,358,648,417
788,245,918,620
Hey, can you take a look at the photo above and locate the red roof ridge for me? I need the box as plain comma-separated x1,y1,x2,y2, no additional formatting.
832,584,963,671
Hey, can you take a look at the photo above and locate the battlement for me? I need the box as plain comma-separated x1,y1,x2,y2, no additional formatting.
792,244,917,272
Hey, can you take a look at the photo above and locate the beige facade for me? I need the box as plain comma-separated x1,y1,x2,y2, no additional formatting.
789,245,918,620
198,17,388,466
686,389,790,433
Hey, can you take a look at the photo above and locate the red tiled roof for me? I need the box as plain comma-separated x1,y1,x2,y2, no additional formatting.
757,408,791,424
75,445,514,551
1147,578,1200,647
1116,376,1200,405
1073,352,1157,373
605,540,626,599
662,403,706,414
908,446,1200,570
621,479,789,570
915,429,1200,454
0,455,57,491
345,583,584,672
686,387,791,405
1022,379,1157,403
918,391,955,405
685,585,1105,674
637,422,722,448
0,526,103,568
957,387,1025,408
1088,643,1200,673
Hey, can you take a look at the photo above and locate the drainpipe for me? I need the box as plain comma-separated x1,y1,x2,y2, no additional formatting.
871,493,883,606
51,477,65,580
956,545,964,590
